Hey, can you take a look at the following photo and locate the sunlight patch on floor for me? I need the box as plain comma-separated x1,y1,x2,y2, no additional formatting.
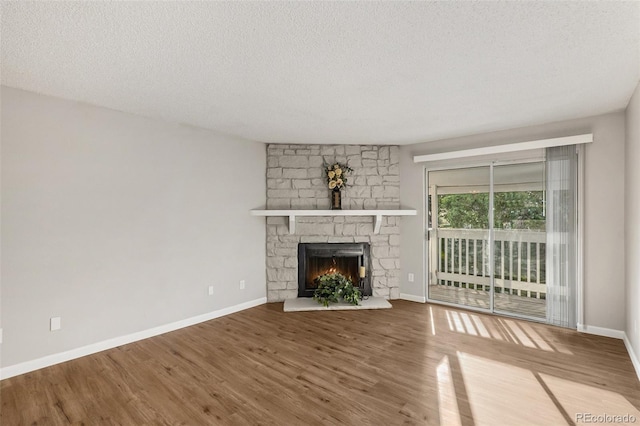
482,316,506,341
437,356,462,426
460,312,478,336
442,309,573,355
457,351,566,426
447,310,466,334
469,314,491,338
517,322,556,352
539,373,640,422
429,306,436,336
501,319,537,349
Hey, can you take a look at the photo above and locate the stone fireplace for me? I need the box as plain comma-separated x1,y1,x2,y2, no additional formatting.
265,144,401,302
298,243,372,298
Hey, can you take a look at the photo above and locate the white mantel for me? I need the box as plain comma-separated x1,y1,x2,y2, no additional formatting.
250,208,417,234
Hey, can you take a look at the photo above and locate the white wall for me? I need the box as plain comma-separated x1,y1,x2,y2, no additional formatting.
400,112,627,331
625,81,640,365
0,87,266,368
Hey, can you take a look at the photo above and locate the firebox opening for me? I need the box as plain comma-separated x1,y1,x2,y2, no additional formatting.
306,256,360,290
298,243,371,298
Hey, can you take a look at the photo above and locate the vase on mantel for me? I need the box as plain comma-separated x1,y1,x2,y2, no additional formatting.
331,187,342,210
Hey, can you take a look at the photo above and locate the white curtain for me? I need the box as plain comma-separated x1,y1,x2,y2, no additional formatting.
546,145,578,328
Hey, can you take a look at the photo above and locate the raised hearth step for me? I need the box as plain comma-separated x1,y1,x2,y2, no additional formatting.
283,297,392,312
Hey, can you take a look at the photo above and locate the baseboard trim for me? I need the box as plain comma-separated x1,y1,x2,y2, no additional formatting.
0,297,267,380
399,293,426,303
623,333,640,382
577,323,625,339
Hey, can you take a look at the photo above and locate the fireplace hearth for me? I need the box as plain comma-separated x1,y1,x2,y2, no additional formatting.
298,243,371,298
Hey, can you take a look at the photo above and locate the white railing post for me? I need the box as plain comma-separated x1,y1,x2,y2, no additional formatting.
465,238,470,276
536,242,541,286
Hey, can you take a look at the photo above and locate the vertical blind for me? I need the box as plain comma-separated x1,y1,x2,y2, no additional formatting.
545,145,578,328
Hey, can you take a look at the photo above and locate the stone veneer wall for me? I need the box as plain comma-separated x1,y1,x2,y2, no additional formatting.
265,144,401,302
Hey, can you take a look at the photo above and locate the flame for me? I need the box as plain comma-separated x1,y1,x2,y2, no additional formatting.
317,267,356,283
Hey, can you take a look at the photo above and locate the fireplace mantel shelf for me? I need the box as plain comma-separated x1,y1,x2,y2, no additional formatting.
250,208,417,234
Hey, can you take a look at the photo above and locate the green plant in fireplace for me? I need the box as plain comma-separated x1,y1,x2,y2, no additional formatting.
313,272,362,307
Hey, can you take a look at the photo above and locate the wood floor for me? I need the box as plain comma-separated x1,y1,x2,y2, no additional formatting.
2,301,639,425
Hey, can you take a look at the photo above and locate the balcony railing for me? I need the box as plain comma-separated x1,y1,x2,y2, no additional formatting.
431,228,547,299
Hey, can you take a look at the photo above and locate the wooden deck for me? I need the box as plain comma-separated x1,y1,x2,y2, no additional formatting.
429,284,546,319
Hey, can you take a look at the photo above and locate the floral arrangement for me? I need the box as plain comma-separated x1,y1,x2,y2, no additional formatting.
325,162,353,190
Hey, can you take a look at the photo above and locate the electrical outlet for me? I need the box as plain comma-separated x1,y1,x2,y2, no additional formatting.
239,280,246,290
50,317,61,331
208,285,214,296
0,328,3,344
408,273,415,282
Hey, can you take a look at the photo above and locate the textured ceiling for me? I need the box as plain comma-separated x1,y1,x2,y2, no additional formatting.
2,1,639,145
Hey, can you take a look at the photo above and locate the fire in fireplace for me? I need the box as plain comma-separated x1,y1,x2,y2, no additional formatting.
297,243,371,298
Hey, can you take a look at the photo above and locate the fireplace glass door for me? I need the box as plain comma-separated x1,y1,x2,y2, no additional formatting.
298,243,371,297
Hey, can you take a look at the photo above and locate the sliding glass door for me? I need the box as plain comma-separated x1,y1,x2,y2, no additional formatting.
427,166,492,311
427,155,575,325
492,162,546,320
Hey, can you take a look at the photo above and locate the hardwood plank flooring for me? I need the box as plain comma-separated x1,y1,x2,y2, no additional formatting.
2,301,639,425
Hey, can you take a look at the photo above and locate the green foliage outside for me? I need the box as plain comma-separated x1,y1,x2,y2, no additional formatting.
437,191,545,230
313,272,362,307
